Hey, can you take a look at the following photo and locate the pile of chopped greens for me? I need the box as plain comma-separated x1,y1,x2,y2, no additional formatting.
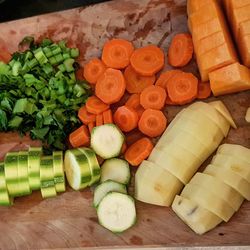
0,37,91,151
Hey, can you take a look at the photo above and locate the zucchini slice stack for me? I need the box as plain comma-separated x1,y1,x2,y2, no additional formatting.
0,147,66,206
172,143,250,235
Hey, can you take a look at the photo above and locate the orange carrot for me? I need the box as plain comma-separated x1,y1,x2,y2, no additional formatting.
125,93,141,109
95,68,126,104
135,105,145,119
88,122,95,133
130,45,165,76
101,39,134,69
83,58,106,84
155,70,182,89
167,71,198,105
168,33,193,67
86,96,109,115
124,137,153,166
96,114,103,126
124,65,156,93
0,50,11,63
113,106,139,132
75,68,85,81
69,125,90,148
78,106,96,124
165,95,177,105
138,109,167,137
103,109,113,124
197,81,211,99
140,85,166,110
120,142,127,155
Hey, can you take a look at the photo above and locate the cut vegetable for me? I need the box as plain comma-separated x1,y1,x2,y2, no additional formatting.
101,39,134,69
97,192,136,233
125,137,153,166
155,70,181,89
135,160,184,206
140,85,166,110
124,65,156,94
88,122,95,133
125,94,140,109
190,172,244,211
168,33,193,67
83,58,106,84
96,68,126,104
4,152,19,196
138,109,167,137
40,156,57,198
96,114,104,127
28,147,42,190
246,107,250,123
78,106,96,125
100,158,130,184
0,162,13,206
197,82,211,99
78,147,100,185
93,180,127,207
103,109,113,124
113,106,139,132
91,124,124,159
64,149,92,190
53,151,65,193
130,45,164,76
69,125,90,148
208,101,237,128
86,96,110,115
172,195,222,235
18,151,31,196
204,164,250,201
167,71,198,105
181,183,235,222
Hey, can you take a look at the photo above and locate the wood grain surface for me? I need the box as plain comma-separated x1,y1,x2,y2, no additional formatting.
0,0,249,249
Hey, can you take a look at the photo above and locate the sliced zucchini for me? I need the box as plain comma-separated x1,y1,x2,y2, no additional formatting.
97,192,136,233
78,147,100,186
0,162,13,206
53,151,65,192
64,149,92,190
17,151,31,196
100,158,130,185
40,156,57,198
28,147,42,190
4,152,19,196
91,124,124,159
93,180,127,208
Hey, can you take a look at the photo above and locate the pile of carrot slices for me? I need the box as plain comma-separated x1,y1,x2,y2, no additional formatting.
69,35,212,165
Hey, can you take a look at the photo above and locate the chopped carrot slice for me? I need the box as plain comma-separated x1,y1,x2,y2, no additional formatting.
120,142,127,155
165,95,177,105
135,105,145,119
88,122,95,133
197,81,212,99
168,33,193,67
155,70,182,89
125,137,153,166
124,65,156,93
78,105,96,124
96,114,103,126
167,71,198,105
101,39,134,69
103,109,113,124
95,68,126,104
83,58,106,84
86,96,109,115
75,68,85,81
69,125,90,148
125,93,141,109
140,85,166,110
114,106,139,132
0,50,11,63
130,45,165,76
138,109,167,137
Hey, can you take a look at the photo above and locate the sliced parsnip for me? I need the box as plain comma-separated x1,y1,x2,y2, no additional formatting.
190,173,244,211
204,164,250,200
211,154,250,183
209,101,237,128
217,144,250,164
181,183,235,222
188,101,230,136
172,195,222,235
135,161,183,206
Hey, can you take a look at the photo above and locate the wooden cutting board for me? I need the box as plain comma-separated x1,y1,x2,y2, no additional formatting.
0,0,249,249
